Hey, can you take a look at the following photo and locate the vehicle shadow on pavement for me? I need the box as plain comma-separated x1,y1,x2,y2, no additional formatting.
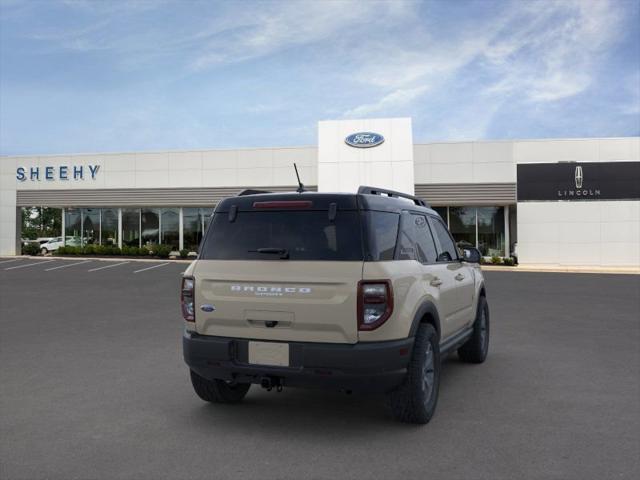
185,355,474,434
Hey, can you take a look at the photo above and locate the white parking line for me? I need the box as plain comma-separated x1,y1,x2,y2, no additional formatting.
45,260,91,271
87,261,129,272
0,258,23,265
5,260,56,270
133,262,170,274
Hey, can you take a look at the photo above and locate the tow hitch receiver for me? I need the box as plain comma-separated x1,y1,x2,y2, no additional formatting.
260,376,284,392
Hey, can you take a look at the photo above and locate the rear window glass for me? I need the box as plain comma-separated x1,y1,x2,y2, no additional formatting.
200,211,363,261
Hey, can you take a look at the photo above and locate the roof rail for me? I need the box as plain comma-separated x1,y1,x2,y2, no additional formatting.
237,189,272,196
357,185,429,207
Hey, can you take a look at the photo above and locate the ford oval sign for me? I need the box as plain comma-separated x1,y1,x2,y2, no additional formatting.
345,132,385,148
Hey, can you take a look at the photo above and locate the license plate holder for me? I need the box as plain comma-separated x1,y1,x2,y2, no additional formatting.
248,341,290,367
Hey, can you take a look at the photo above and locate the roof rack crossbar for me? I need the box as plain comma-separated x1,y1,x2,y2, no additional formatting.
357,185,429,207
238,189,272,196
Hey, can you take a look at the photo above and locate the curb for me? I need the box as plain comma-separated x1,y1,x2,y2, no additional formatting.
481,265,640,275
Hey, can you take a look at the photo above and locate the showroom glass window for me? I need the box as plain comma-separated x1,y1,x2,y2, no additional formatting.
82,208,100,245
160,208,179,250
64,209,81,246
477,207,505,256
183,208,202,252
122,208,140,247
432,207,447,224
448,207,476,248
201,208,214,231
101,208,118,246
141,208,160,247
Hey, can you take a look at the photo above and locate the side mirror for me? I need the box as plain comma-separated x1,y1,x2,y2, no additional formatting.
462,247,482,263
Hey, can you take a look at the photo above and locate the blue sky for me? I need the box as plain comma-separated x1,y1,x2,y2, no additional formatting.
1,0,639,155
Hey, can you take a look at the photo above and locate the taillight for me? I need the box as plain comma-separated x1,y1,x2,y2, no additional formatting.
358,280,393,331
181,276,195,322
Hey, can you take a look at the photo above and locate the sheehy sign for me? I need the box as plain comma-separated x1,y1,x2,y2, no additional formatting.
516,162,640,201
16,165,100,182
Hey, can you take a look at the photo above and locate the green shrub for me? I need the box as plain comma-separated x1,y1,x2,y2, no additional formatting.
155,244,171,259
490,255,502,265
94,245,106,255
139,246,151,257
503,257,515,266
83,244,96,255
22,243,40,256
179,249,189,259
107,246,121,256
479,256,486,265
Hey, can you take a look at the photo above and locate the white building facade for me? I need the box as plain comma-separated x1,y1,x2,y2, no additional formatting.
1,118,638,267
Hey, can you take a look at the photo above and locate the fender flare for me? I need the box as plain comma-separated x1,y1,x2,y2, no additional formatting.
478,280,487,298
408,301,441,339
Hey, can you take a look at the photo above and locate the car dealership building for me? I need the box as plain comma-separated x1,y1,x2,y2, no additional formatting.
1,118,639,267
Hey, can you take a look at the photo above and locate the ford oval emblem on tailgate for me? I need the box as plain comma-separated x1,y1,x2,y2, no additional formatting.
200,304,215,312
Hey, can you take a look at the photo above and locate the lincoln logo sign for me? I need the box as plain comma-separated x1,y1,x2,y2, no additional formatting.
345,132,385,148
575,166,583,188
516,162,640,202
16,165,100,182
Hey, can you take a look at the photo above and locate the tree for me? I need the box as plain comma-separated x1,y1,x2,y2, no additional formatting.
21,207,62,239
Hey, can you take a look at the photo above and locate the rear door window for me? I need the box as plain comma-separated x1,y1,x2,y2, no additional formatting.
200,211,363,261
396,212,438,263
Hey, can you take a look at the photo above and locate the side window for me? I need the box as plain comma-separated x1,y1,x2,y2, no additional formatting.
428,216,458,262
395,212,438,263
364,211,400,261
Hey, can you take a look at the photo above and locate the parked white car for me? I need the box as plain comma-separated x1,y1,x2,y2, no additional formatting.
40,237,81,254
40,237,64,254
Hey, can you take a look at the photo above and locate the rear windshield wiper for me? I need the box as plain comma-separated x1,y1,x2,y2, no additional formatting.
249,247,290,259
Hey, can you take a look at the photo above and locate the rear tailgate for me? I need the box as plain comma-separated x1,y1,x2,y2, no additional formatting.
192,195,364,344
194,260,362,343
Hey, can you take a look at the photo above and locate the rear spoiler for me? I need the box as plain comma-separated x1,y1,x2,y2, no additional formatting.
237,189,272,196
357,186,429,208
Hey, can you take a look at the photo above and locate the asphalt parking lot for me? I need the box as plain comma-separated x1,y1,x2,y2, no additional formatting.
0,258,639,480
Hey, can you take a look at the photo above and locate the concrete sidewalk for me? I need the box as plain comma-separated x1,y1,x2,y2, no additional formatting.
481,263,640,274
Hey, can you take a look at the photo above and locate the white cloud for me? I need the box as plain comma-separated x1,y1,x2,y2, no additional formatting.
190,1,415,71
482,0,623,103
343,85,428,118
342,0,627,134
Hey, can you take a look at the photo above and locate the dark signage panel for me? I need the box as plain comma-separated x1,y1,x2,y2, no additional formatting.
517,161,640,201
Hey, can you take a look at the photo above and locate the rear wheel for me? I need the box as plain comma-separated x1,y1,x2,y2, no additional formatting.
40,248,48,255
387,323,440,424
458,296,490,363
189,370,251,404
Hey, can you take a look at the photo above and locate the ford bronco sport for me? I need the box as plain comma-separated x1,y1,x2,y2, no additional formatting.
182,186,489,424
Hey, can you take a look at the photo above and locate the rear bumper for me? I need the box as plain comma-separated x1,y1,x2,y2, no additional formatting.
183,331,414,393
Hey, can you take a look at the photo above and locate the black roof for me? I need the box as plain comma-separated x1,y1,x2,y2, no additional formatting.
215,187,436,215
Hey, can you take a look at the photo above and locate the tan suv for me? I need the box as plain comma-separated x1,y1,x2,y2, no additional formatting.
181,186,489,424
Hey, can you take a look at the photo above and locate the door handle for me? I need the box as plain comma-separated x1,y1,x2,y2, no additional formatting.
455,273,465,281
430,278,443,287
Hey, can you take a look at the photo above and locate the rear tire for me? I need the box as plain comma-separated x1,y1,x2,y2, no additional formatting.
387,323,440,424
189,370,251,404
40,248,48,255
458,296,490,363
